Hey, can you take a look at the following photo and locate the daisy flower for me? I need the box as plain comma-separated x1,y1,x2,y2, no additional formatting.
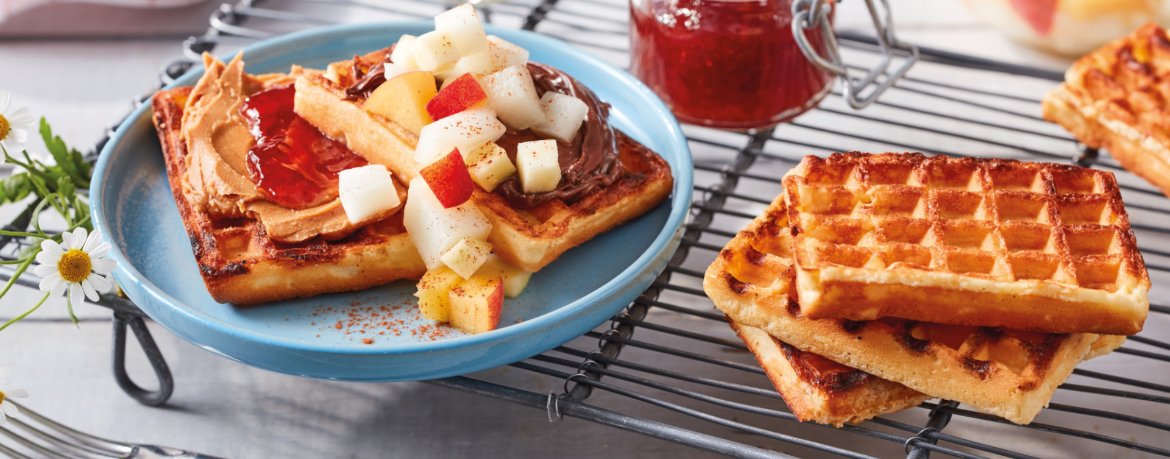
0,91,34,154
0,367,28,425
34,227,116,311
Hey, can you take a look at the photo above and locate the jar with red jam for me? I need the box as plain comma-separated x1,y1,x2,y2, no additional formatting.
630,0,836,130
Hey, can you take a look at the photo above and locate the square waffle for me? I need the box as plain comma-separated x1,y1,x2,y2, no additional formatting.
1043,22,1170,198
703,193,1112,425
781,152,1150,335
150,54,426,305
292,48,674,272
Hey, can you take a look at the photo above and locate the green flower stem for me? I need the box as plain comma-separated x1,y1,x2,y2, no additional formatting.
0,253,37,300
0,230,45,238
0,291,50,332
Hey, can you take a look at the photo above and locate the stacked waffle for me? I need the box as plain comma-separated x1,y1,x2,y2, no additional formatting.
703,152,1149,426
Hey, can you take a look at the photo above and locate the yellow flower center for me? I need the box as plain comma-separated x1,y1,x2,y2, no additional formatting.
0,114,9,141
0,390,5,405
58,249,92,283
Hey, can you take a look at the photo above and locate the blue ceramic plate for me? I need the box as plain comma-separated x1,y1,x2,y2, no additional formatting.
91,22,692,381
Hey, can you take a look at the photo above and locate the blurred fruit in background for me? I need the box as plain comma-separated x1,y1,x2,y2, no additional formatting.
961,0,1170,56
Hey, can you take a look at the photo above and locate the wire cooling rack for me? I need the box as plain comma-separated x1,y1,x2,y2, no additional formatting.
25,0,1167,457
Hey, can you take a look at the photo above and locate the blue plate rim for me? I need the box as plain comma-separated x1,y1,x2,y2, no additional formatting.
90,21,694,356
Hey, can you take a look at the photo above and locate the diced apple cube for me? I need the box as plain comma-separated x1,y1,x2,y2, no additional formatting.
415,266,463,322
449,275,504,334
390,35,420,70
516,139,561,193
482,65,545,130
441,237,493,279
338,165,402,224
362,71,437,136
487,36,529,70
403,176,493,270
411,30,460,71
426,73,488,121
414,107,506,164
475,254,532,298
435,3,489,56
419,148,474,208
467,142,516,192
533,91,589,143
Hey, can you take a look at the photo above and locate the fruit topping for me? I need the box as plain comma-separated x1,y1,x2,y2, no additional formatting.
449,275,504,334
426,73,488,121
241,85,368,209
482,64,545,130
414,107,506,164
419,148,475,208
390,35,420,70
411,30,460,72
467,142,516,192
532,91,589,143
441,237,493,279
516,139,561,193
416,266,463,322
383,63,413,80
475,254,531,298
338,164,402,224
435,3,489,56
403,176,493,270
362,71,437,136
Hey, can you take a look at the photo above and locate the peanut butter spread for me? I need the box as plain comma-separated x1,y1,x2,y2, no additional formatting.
180,53,366,243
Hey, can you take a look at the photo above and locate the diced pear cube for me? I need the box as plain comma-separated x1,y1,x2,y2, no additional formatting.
414,107,506,165
454,51,493,77
487,36,529,70
411,30,460,71
475,254,532,298
338,165,402,224
435,3,488,56
415,266,463,322
482,65,545,130
467,142,516,192
390,35,420,69
440,237,493,279
516,139,561,193
383,63,413,80
403,176,493,270
533,92,589,143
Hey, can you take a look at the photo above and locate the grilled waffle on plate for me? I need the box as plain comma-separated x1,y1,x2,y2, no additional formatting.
292,48,674,272
150,54,426,305
780,152,1150,335
704,193,1125,425
1043,22,1170,198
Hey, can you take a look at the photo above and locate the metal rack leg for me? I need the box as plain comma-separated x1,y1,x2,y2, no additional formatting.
904,401,959,459
112,312,174,407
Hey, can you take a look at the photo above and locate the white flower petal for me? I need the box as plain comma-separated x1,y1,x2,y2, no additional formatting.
91,257,116,275
60,232,74,251
71,228,88,250
7,107,28,120
87,273,111,292
6,389,26,398
69,283,83,308
40,239,63,257
35,249,59,266
51,278,67,298
0,368,9,379
10,129,27,144
82,280,99,302
0,138,22,152
89,243,111,260
0,401,18,418
32,263,56,278
0,92,9,114
0,380,7,390
83,229,103,253
39,273,62,293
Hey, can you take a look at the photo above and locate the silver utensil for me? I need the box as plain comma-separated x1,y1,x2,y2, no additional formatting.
0,401,223,459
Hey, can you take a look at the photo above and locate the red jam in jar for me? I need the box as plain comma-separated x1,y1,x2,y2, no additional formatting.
241,86,367,209
630,0,835,130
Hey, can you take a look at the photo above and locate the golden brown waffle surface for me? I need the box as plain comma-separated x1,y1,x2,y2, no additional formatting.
1043,22,1170,198
781,152,1149,335
151,80,425,305
703,193,1111,425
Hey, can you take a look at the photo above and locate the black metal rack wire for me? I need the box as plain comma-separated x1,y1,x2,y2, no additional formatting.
9,0,1168,457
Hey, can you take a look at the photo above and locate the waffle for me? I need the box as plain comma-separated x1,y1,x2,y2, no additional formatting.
1043,22,1170,198
703,193,1107,424
781,152,1149,335
292,49,674,272
150,54,426,305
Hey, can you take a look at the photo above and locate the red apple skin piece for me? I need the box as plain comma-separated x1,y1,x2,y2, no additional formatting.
449,275,504,334
419,148,475,208
1009,0,1056,36
426,73,488,121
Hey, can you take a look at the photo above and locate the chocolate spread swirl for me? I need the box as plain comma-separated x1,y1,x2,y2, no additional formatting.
344,52,394,100
494,63,623,209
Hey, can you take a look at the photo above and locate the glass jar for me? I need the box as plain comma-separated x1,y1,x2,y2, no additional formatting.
629,0,836,130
